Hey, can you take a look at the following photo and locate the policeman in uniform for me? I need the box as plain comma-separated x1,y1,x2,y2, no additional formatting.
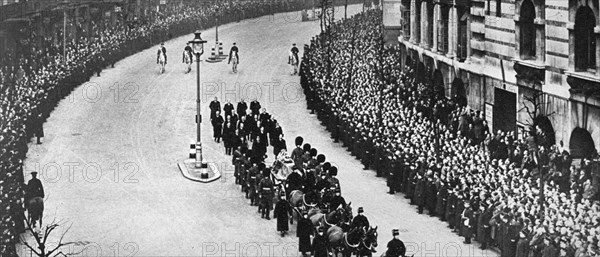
25,172,44,209
351,207,370,229
385,229,407,257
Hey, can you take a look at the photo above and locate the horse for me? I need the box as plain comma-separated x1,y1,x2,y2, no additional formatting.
27,197,44,229
230,54,239,73
327,225,364,257
183,49,193,74
288,190,317,223
308,206,346,228
357,226,379,257
157,50,167,74
288,51,299,75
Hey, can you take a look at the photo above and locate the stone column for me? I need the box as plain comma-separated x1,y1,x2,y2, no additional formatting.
410,0,417,43
421,1,428,48
466,9,472,58
596,27,600,74
432,3,439,52
448,5,457,57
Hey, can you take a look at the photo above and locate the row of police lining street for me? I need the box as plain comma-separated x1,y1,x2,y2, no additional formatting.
301,9,600,257
0,0,307,254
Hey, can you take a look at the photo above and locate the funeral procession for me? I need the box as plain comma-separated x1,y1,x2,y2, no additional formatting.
0,0,600,256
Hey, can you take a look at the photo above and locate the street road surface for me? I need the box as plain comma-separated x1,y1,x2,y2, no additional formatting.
22,5,499,257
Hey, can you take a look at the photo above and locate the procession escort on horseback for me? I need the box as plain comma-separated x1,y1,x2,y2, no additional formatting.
25,171,45,228
289,43,300,75
157,42,168,74
229,42,240,73
182,42,193,73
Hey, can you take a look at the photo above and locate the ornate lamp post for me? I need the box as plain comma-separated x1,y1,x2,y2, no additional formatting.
189,30,207,169
178,31,220,183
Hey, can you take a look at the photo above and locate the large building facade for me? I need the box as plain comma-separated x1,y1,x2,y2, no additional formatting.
384,0,600,158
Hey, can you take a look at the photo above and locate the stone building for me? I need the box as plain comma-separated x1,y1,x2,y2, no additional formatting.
384,0,600,158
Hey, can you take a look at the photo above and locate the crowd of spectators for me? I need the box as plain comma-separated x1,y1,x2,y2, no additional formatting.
301,10,600,257
0,0,308,254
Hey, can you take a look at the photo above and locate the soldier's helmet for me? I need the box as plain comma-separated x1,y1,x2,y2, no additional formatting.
310,148,318,157
303,143,312,152
317,154,326,163
295,136,304,146
329,166,338,176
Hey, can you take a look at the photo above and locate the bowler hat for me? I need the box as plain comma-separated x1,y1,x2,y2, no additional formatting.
358,207,364,213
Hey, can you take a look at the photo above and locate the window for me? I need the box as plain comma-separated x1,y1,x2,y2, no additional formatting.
437,4,449,53
520,0,536,59
403,9,411,39
457,7,469,61
496,0,501,17
415,0,421,43
575,6,597,71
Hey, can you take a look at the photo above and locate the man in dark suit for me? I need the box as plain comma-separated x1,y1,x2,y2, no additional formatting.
237,98,248,117
250,99,261,115
223,99,234,117
209,97,221,120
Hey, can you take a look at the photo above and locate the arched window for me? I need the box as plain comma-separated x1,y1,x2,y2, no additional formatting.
575,6,597,71
520,0,536,59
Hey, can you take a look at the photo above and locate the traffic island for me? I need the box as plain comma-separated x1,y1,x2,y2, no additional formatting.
178,160,221,183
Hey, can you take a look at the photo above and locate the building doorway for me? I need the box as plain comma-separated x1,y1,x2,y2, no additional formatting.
494,88,517,133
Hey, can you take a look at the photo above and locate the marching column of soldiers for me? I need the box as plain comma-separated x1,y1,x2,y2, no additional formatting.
300,9,600,257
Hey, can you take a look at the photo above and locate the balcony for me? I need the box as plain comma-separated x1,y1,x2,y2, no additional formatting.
514,59,546,88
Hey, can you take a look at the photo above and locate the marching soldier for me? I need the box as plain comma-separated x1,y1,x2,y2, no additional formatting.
291,136,304,171
246,162,259,202
259,169,274,220
327,166,340,192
